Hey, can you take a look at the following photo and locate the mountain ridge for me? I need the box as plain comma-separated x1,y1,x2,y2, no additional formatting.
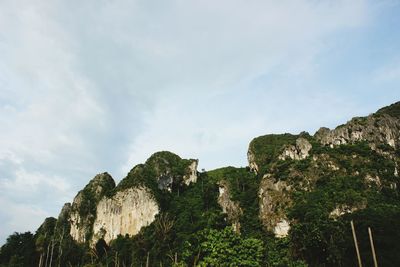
1,101,400,266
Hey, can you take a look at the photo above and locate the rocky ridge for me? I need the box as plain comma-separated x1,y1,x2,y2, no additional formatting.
17,101,399,267
62,102,400,244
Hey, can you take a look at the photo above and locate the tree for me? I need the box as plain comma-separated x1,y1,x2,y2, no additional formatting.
196,227,264,267
0,232,37,266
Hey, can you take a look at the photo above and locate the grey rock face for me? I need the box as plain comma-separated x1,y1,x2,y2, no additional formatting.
258,174,292,237
218,180,243,233
92,187,159,244
247,149,259,174
68,173,116,243
183,160,198,185
279,137,312,160
157,174,174,191
315,113,400,149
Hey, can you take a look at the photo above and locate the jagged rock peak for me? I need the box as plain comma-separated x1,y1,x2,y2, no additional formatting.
278,137,312,161
315,102,400,149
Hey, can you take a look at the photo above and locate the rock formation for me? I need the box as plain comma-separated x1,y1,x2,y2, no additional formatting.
92,187,159,244
278,137,312,160
62,152,199,245
217,180,243,233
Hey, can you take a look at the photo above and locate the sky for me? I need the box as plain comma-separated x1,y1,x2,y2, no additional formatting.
0,0,400,244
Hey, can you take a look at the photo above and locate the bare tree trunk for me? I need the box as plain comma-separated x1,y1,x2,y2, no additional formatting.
193,250,200,267
58,227,65,267
38,253,43,267
49,220,58,267
146,252,149,267
115,252,119,267
49,239,55,267
45,242,51,267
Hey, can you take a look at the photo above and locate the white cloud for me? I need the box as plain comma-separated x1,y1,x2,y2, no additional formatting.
1,168,70,195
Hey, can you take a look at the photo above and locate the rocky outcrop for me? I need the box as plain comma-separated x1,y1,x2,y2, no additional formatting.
142,152,198,192
58,203,71,223
274,220,290,238
217,181,243,233
279,138,312,160
315,111,400,149
329,202,367,219
92,187,159,244
69,173,115,243
365,174,382,188
247,149,259,174
157,159,198,190
258,174,292,238
183,160,198,185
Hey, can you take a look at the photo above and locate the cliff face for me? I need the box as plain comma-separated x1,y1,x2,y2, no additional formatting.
92,187,159,244
68,173,115,243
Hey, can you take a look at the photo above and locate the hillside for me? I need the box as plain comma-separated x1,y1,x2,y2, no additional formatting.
1,102,400,267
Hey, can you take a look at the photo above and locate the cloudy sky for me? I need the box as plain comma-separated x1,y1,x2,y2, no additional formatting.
1,0,400,244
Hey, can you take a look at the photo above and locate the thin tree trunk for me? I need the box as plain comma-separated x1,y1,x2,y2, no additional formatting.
146,252,149,267
49,239,55,267
39,253,43,267
58,227,65,267
49,220,58,267
45,242,51,267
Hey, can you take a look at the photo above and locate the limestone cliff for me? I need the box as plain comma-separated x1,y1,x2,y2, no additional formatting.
315,102,400,149
68,172,115,243
92,187,159,244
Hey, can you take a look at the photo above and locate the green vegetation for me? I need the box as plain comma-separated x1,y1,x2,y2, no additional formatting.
196,227,264,267
0,232,36,267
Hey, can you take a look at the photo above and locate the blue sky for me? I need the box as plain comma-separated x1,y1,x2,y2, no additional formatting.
0,0,400,244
